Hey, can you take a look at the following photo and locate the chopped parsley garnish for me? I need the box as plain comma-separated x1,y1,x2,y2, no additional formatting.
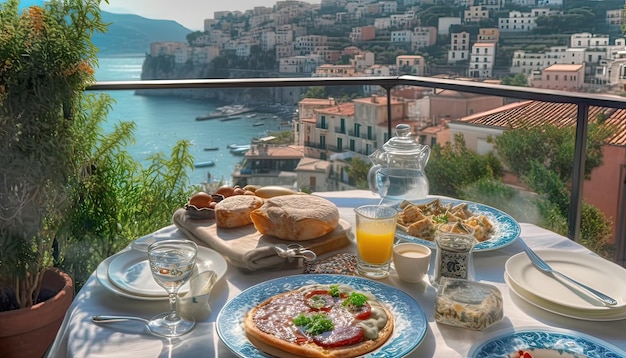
328,285,340,297
293,314,310,326
342,292,368,307
433,214,448,224
293,313,334,335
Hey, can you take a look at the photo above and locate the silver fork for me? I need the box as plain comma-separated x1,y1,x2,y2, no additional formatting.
522,245,617,306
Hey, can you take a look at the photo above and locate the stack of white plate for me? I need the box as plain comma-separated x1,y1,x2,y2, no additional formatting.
96,246,227,300
504,249,626,321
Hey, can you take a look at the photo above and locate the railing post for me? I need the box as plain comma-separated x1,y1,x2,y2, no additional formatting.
617,166,626,267
382,85,394,140
568,104,588,242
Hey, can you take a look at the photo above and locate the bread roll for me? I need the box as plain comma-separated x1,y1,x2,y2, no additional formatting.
215,195,264,228
250,195,339,240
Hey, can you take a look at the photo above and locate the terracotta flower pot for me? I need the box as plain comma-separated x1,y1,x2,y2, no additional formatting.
0,268,74,358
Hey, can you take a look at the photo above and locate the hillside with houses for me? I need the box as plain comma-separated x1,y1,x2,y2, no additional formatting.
143,0,626,96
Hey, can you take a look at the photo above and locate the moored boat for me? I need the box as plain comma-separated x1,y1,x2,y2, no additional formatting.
230,145,251,155
228,144,249,149
220,116,242,122
194,160,215,168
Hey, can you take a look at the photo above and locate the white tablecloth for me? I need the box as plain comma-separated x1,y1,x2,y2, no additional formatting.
46,191,626,357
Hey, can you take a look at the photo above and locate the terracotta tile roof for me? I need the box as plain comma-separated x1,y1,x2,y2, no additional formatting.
245,145,305,158
296,157,331,171
545,64,584,72
315,102,355,116
456,100,626,146
300,98,338,105
352,96,404,106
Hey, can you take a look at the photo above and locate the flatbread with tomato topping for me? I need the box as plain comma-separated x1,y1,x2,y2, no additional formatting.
244,284,394,358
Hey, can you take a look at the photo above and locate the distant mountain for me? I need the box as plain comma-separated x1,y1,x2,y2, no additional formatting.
93,11,192,56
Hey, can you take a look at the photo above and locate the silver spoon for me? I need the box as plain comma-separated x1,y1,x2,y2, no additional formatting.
92,315,150,324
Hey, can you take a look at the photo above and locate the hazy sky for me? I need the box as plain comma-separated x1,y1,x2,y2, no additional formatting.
101,0,319,31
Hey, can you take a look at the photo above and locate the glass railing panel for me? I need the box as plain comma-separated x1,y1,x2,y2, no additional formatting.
88,75,626,266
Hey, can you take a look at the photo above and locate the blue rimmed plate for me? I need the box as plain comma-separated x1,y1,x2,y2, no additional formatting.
468,327,626,358
395,198,521,252
216,274,427,358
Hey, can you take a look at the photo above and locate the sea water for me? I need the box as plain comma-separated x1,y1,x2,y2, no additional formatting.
95,56,282,185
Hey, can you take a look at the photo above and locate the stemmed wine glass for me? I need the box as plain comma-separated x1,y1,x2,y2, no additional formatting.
147,239,198,337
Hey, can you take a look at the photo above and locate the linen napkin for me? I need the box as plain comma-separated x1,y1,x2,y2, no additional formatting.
172,208,351,271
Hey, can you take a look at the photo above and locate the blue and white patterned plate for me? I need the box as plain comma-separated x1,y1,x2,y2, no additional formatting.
395,198,521,252
468,327,626,358
216,274,427,358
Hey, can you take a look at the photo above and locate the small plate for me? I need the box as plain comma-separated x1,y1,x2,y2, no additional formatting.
468,326,626,357
97,246,227,300
506,250,626,311
216,274,427,358
504,272,626,321
395,198,521,252
107,250,190,296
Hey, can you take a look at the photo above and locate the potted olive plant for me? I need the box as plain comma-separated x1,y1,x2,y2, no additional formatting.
0,0,107,356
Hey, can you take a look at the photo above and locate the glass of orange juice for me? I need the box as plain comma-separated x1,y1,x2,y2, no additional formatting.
354,205,398,279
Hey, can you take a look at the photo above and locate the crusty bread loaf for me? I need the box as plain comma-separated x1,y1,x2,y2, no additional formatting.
215,195,264,228
250,194,339,240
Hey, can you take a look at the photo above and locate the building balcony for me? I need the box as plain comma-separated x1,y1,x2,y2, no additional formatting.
304,141,327,150
89,75,626,265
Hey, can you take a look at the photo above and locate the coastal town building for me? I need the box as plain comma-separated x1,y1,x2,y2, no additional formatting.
448,32,470,64
437,17,462,35
571,33,610,49
411,26,438,51
530,64,585,91
396,55,426,76
477,28,499,44
464,6,490,23
313,64,357,77
606,8,624,29
350,26,376,42
279,55,323,74
231,144,306,188
497,8,555,32
469,42,496,78
477,0,505,11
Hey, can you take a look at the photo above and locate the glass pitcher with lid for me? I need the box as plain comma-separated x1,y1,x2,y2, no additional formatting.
367,124,430,205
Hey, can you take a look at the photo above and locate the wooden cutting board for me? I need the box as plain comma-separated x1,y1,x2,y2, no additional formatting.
173,206,354,270
196,218,353,256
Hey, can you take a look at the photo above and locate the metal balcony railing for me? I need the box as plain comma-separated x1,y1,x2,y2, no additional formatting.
88,75,626,265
